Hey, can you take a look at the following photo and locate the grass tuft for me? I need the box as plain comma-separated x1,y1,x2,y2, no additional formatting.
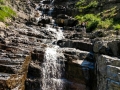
0,1,16,22
113,24,120,30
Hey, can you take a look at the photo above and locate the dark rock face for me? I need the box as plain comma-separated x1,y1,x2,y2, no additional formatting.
57,39,93,52
108,41,120,56
55,15,79,27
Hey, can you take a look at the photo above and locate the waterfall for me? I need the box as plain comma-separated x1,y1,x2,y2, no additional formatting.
46,24,64,40
41,46,65,90
38,0,65,89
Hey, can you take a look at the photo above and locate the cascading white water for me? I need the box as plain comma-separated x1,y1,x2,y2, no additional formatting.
41,46,65,90
46,24,64,40
38,0,65,90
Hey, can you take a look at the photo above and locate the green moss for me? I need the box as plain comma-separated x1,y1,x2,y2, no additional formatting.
0,5,16,22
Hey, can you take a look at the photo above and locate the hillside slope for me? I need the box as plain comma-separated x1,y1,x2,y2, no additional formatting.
75,0,120,31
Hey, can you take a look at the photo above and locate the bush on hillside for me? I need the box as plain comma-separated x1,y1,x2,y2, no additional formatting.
76,0,98,13
0,5,16,22
98,19,113,29
75,14,101,31
75,0,120,31
113,24,120,30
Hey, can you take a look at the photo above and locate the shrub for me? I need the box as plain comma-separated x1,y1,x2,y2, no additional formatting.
76,0,98,13
0,5,16,21
98,19,113,29
113,24,120,30
75,14,101,31
75,0,120,31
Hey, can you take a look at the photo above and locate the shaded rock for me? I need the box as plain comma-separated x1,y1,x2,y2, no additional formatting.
107,40,120,56
25,79,40,90
58,39,93,52
93,41,104,53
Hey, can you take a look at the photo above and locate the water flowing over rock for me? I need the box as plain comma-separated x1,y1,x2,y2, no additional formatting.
41,46,65,90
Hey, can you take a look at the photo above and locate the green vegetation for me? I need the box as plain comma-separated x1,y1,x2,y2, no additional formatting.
98,19,113,29
76,0,98,13
0,0,16,22
75,14,100,31
75,0,120,31
75,14,114,31
0,0,4,4
113,24,120,30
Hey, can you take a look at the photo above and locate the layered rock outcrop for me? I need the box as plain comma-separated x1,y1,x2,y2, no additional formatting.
93,40,120,90
0,39,31,89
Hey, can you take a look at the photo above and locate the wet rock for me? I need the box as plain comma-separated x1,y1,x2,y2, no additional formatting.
27,63,41,78
25,79,40,90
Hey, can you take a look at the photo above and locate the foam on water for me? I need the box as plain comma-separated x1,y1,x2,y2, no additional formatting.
46,24,64,40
